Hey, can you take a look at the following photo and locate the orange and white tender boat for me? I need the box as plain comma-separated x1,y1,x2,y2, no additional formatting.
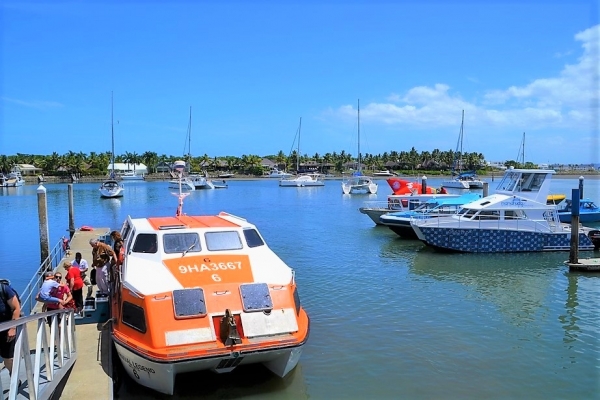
110,161,310,395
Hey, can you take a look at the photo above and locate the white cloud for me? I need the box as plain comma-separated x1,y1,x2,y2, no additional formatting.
329,25,600,132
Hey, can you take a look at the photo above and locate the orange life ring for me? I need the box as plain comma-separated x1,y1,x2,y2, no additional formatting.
80,226,94,231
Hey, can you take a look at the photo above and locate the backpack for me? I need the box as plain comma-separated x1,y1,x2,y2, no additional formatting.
0,278,21,319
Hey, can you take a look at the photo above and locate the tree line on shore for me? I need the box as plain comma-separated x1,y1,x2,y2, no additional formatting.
0,148,561,176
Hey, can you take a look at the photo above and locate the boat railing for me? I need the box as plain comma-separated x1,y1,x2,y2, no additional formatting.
0,309,77,399
19,238,66,316
412,215,560,234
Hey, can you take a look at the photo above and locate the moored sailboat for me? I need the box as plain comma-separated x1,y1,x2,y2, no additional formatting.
341,100,377,195
100,92,124,198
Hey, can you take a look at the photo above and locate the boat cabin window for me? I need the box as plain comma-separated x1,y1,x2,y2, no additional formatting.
121,222,132,243
473,210,500,220
504,210,526,219
163,233,201,254
205,231,243,251
519,172,545,192
497,171,520,192
132,234,158,253
243,229,265,248
462,209,478,219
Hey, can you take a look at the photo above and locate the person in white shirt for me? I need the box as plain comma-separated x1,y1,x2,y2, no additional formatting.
71,252,92,298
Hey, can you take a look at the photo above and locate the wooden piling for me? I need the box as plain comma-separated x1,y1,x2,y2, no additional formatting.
68,183,75,237
37,184,50,266
568,188,580,264
483,182,489,197
421,176,427,194
578,176,584,199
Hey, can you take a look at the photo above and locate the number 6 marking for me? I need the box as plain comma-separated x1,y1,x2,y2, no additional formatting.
211,274,221,282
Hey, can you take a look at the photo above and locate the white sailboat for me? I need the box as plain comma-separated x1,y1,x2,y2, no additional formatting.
168,107,213,191
342,99,377,194
100,92,124,198
279,118,325,187
442,110,484,189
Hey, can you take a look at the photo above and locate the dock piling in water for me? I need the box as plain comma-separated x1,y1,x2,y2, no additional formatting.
37,184,50,266
68,183,75,237
568,188,580,264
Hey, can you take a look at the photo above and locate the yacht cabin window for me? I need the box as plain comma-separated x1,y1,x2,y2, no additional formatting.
473,210,500,220
163,233,201,254
132,233,158,253
243,229,265,248
205,231,243,251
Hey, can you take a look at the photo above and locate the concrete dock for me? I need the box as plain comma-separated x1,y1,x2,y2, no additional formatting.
565,257,600,271
29,227,114,399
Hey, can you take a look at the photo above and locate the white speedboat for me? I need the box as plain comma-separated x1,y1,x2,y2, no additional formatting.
168,177,195,191
359,193,461,225
189,173,215,190
412,167,597,253
341,100,377,195
279,173,325,187
372,170,395,177
1,168,25,187
267,167,293,178
380,193,482,238
121,171,145,181
99,179,124,198
110,165,310,395
442,171,484,189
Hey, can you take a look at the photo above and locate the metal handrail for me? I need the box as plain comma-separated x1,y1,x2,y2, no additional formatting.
0,309,77,400
20,239,66,316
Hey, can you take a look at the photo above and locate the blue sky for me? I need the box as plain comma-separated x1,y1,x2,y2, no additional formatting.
1,1,598,165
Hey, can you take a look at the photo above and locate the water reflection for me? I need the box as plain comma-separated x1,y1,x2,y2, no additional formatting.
407,246,564,325
560,270,600,344
117,362,308,399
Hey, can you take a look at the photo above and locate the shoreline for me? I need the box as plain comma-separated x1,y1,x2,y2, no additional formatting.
23,171,600,184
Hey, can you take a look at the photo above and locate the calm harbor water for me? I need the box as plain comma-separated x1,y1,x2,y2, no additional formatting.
1,176,599,399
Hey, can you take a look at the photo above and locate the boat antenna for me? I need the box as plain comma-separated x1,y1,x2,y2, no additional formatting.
172,160,189,216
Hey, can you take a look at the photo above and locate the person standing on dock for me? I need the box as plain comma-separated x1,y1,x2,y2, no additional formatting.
0,279,21,378
71,252,92,298
64,263,84,314
89,238,117,268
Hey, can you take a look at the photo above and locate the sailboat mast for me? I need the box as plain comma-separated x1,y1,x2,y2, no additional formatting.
297,117,301,172
458,109,464,173
358,99,361,173
111,91,114,175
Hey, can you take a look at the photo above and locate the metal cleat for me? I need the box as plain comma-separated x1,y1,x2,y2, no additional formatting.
219,309,242,346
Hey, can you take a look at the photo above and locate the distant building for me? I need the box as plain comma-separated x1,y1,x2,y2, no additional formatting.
108,163,148,175
486,161,507,170
15,164,43,176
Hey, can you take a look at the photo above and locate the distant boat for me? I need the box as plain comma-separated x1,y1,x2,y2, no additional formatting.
267,167,293,178
218,172,235,178
168,107,214,190
341,100,377,195
279,118,325,187
557,198,600,223
372,170,395,177
121,171,145,181
100,92,124,199
442,111,484,189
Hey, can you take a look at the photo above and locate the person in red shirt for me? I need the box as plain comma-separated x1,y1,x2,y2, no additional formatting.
64,262,84,313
